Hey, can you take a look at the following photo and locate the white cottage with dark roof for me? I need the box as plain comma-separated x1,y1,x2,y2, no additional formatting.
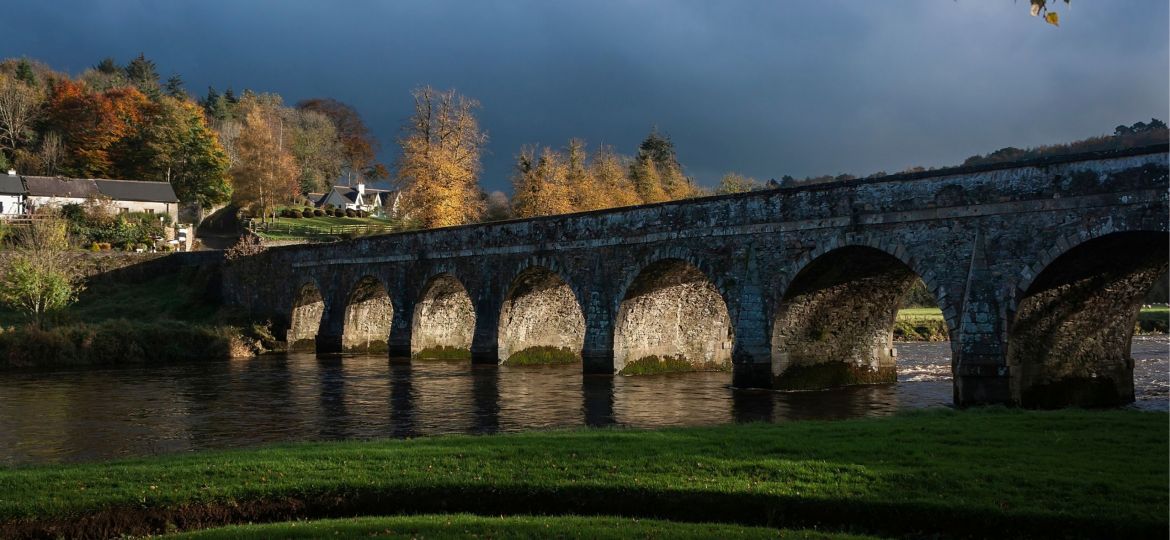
311,182,401,216
0,170,26,216
18,175,180,221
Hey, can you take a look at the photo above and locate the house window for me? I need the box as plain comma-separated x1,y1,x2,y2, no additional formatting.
0,202,4,214
145,208,154,214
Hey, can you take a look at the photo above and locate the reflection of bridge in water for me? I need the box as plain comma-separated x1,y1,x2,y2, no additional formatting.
224,145,1169,408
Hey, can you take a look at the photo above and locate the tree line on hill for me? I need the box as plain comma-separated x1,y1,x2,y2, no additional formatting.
0,55,386,218
1,55,1165,232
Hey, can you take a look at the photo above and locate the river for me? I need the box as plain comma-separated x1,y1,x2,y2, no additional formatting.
1,337,1165,466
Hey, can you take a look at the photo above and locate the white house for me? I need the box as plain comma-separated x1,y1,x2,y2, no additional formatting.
21,175,180,222
311,183,401,217
0,170,26,216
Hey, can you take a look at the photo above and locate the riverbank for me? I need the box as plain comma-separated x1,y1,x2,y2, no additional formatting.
0,258,283,369
893,305,1170,341
0,408,1164,539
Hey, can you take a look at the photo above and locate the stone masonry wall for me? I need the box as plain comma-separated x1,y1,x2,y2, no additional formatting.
221,145,1169,407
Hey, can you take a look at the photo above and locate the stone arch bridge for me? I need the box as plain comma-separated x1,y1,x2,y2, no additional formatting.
223,145,1168,408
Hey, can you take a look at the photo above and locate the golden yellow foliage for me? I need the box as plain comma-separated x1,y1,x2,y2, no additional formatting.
230,105,301,221
396,87,486,228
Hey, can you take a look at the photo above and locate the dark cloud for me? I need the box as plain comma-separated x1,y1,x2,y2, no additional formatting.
3,1,1166,190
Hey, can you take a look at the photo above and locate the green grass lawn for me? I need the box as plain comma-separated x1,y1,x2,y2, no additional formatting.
256,215,395,241
168,514,870,539
1,409,1165,538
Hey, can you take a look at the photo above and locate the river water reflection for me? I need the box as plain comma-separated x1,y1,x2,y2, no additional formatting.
1,338,1165,466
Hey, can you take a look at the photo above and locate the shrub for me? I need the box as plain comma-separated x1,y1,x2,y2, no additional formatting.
345,209,356,218
288,211,301,219
313,209,324,217
89,243,101,252
303,207,314,216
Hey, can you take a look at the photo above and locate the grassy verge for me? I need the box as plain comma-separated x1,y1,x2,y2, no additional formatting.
169,514,864,539
1,409,1163,539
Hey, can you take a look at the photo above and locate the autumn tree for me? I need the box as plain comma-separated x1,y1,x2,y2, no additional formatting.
511,146,574,218
297,97,386,184
285,108,344,194
716,173,763,194
630,154,668,203
135,97,232,208
565,139,610,211
230,105,300,221
396,86,486,228
43,80,150,177
629,128,698,202
590,145,640,208
0,75,43,162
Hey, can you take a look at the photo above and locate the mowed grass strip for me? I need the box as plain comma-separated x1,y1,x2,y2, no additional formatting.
167,514,874,539
0,409,1165,539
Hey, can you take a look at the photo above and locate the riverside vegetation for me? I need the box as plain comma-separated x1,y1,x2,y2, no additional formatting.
0,408,1163,539
0,260,279,369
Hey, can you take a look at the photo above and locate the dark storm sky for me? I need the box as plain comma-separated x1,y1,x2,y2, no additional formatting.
4,1,1167,191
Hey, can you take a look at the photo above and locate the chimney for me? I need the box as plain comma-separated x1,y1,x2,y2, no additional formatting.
356,183,365,196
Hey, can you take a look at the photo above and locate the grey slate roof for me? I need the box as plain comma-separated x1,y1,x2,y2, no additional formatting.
94,179,178,203
0,174,24,194
23,176,100,198
21,176,178,203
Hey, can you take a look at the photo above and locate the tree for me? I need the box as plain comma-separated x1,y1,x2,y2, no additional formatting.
0,212,84,327
163,75,186,98
43,81,150,177
590,145,640,208
124,53,160,97
297,97,386,184
230,105,301,221
0,75,43,162
511,146,574,218
630,128,695,201
285,108,344,194
37,131,64,176
630,154,668,203
483,190,513,221
716,173,762,194
1030,0,1069,26
396,86,486,228
131,97,232,207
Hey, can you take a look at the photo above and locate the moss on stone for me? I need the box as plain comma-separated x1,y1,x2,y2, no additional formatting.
619,354,731,375
774,362,896,391
288,338,317,352
504,346,579,366
413,345,471,361
343,341,389,354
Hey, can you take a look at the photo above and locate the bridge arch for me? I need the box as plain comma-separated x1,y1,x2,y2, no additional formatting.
1007,230,1168,408
341,275,394,353
411,272,476,360
288,280,327,350
613,258,735,374
771,241,948,390
498,265,586,365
